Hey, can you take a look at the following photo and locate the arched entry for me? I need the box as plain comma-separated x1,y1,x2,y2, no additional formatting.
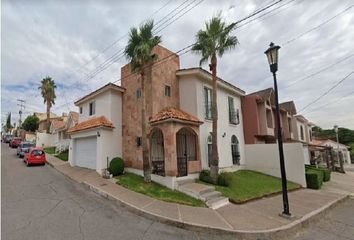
151,128,165,176
176,128,197,177
207,133,212,167
231,135,240,165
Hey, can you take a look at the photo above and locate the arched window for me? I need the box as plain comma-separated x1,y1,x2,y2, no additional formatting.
151,129,165,176
207,133,212,167
231,135,240,165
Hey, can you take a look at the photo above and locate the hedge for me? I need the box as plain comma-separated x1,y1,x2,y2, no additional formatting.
305,165,331,182
305,169,323,189
109,157,124,176
199,170,230,186
199,170,214,184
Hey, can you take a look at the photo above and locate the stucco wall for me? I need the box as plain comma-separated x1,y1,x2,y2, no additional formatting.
244,143,307,187
178,74,246,170
36,132,55,147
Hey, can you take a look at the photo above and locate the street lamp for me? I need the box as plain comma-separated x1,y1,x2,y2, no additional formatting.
265,42,291,217
334,125,341,168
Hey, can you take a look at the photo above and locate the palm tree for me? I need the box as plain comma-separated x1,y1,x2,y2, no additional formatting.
192,16,238,183
39,76,57,133
124,20,161,182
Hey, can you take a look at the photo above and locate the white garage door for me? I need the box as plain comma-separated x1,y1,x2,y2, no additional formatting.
74,137,97,170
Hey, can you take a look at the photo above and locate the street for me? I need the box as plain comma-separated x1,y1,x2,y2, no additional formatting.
2,143,354,240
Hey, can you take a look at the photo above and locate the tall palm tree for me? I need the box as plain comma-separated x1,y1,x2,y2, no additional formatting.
192,16,238,183
124,20,161,182
39,76,57,133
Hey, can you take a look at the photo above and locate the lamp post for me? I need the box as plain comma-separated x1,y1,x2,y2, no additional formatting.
264,42,291,217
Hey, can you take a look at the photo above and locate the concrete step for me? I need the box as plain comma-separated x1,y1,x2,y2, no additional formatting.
175,178,195,187
178,183,214,199
200,190,221,201
206,196,229,210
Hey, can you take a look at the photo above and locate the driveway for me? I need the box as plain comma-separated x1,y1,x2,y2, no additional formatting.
1,143,212,240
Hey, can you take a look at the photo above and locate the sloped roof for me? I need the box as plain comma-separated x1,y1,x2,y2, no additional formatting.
34,112,58,121
312,139,349,149
67,116,114,133
75,83,125,106
248,88,274,101
279,101,297,115
51,119,66,131
150,107,202,125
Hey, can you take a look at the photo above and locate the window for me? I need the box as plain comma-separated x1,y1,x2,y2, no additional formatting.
79,107,83,114
164,85,171,97
300,126,304,140
228,97,239,125
204,87,212,120
136,89,141,98
207,133,212,167
288,118,292,133
231,135,240,165
309,129,312,141
136,137,142,147
266,109,273,128
89,102,95,116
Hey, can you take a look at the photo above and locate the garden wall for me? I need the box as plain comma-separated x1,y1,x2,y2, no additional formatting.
245,143,307,187
36,132,55,147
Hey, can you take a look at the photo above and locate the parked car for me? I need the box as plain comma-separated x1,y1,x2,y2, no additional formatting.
5,134,13,143
17,142,36,158
10,137,22,148
24,147,46,166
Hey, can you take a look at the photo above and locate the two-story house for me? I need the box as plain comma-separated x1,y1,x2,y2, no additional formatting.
69,45,246,188
68,83,124,174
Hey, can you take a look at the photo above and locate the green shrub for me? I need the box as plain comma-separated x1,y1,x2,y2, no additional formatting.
305,165,331,182
306,169,323,189
199,170,214,184
109,157,124,176
217,172,230,187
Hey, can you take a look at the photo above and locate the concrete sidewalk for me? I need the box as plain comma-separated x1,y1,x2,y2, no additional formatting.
46,155,354,239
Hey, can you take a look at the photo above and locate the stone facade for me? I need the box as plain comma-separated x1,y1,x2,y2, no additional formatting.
121,45,183,173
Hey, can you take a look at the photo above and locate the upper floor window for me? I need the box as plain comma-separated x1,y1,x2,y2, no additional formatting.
288,118,292,133
228,97,239,125
79,106,83,114
300,125,304,140
309,129,312,141
266,109,273,128
165,85,171,97
204,87,212,120
136,89,141,98
89,101,96,116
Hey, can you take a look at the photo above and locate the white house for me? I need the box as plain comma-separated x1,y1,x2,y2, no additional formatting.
313,139,352,165
177,68,246,171
68,83,124,174
54,112,79,152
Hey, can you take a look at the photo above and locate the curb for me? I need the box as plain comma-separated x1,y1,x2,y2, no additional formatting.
46,162,350,240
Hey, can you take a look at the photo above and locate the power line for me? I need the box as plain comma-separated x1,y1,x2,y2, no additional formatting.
282,4,354,46
298,70,354,113
283,52,354,89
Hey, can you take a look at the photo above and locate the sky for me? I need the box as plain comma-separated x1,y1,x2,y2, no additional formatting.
1,0,354,129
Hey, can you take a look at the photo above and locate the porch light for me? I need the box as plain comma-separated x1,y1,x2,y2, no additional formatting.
264,42,280,73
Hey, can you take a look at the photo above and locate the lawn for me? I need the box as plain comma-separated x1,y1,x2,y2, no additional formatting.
43,147,56,154
55,150,68,161
116,172,206,207
199,170,301,204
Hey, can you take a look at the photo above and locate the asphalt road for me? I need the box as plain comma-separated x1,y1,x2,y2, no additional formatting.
2,142,354,240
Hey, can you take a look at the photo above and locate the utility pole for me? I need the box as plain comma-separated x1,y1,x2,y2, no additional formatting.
17,99,26,128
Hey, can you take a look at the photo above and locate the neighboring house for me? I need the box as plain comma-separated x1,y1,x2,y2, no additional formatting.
293,115,313,144
34,112,58,132
242,88,297,144
312,139,352,165
68,83,124,174
69,45,246,188
55,111,79,152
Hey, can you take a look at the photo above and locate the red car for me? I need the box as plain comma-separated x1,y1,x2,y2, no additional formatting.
24,147,46,166
10,137,22,148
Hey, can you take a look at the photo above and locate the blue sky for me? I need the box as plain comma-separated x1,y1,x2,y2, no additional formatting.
2,0,354,129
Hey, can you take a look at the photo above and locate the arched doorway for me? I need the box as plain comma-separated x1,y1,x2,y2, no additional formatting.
231,135,240,165
176,128,197,177
151,128,165,176
207,133,212,167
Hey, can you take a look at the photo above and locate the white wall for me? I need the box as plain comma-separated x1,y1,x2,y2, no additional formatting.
36,132,55,147
179,75,246,170
244,143,307,187
78,90,113,122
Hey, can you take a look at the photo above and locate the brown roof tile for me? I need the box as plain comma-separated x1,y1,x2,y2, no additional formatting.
68,116,114,133
69,111,79,125
51,119,66,131
150,107,202,124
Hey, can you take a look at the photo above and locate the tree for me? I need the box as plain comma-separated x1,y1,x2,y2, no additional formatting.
124,20,161,182
192,15,238,183
39,77,56,133
22,115,40,132
5,112,13,132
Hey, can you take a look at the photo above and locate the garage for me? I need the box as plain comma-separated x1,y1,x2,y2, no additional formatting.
74,137,97,170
